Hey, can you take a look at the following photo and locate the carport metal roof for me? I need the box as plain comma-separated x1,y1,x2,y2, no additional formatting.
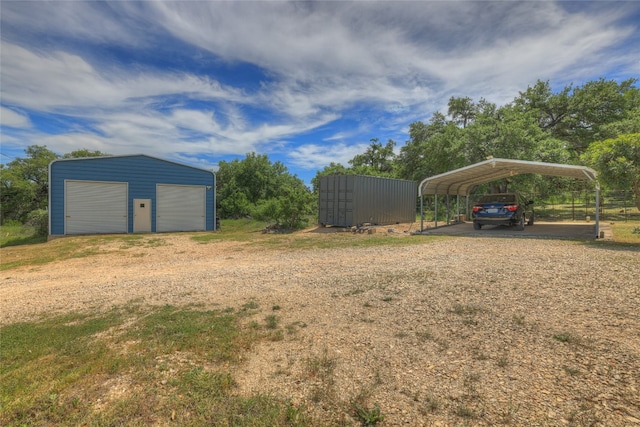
417,158,601,238
419,158,598,197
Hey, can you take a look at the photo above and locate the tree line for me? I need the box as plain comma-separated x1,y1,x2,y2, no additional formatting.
1,78,639,231
315,78,640,208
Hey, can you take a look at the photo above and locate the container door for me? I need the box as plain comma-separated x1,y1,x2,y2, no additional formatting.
133,199,152,233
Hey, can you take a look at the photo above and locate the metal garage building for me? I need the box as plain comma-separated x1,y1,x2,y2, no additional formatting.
48,155,216,236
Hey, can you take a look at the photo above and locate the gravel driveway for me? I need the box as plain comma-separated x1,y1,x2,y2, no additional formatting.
2,232,639,426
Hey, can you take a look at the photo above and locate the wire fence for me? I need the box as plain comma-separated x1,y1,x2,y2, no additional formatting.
531,190,640,222
420,190,639,223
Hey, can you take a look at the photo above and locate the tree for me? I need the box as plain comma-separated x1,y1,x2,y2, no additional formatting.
311,162,353,193
1,145,58,223
568,78,639,152
513,80,572,135
216,153,314,228
514,78,640,155
0,146,110,224
63,149,109,158
253,183,315,229
582,133,640,210
448,96,477,128
396,114,465,182
348,138,397,176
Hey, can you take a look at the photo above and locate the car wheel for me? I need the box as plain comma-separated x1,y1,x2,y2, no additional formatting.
516,214,525,231
527,213,535,226
473,222,482,230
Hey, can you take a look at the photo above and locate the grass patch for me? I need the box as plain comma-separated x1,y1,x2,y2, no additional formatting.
562,366,581,376
552,332,581,344
610,222,640,244
353,402,385,426
0,223,46,247
452,303,484,316
0,236,106,271
190,218,267,243
1,218,446,271
455,405,478,419
0,303,305,426
0,230,172,271
420,394,441,414
192,218,445,250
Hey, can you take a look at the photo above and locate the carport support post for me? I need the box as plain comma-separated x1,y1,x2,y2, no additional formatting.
595,184,600,238
434,195,438,228
446,194,450,224
420,194,424,232
466,195,470,222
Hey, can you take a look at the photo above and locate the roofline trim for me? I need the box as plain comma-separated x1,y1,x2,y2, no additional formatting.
419,158,598,197
49,154,216,177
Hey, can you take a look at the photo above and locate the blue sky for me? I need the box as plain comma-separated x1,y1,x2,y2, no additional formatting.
1,1,639,185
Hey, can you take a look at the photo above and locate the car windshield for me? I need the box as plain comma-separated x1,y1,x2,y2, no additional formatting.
477,194,516,204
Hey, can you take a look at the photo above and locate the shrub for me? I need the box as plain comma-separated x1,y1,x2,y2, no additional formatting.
26,209,48,236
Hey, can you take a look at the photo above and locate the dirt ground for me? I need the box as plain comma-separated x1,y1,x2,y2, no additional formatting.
1,227,639,426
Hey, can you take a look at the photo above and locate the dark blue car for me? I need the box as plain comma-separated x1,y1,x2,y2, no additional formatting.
472,193,534,231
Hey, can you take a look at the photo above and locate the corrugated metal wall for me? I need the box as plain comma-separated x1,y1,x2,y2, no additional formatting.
318,175,417,227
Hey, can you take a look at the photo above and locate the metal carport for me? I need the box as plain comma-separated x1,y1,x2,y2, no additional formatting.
418,158,600,237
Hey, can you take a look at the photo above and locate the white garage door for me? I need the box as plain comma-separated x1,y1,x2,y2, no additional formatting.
65,181,128,234
156,184,206,232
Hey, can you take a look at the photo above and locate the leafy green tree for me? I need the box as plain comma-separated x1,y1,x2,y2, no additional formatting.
253,183,315,229
216,153,314,228
599,106,640,139
348,138,397,176
0,146,110,224
311,138,399,193
569,78,639,150
514,78,640,154
513,80,572,135
448,96,477,128
1,145,58,223
582,133,640,210
63,149,109,158
396,114,465,182
311,162,354,193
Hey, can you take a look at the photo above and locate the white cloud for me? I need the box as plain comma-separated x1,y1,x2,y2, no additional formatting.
0,42,242,111
1,0,638,180
0,1,151,47
0,106,31,128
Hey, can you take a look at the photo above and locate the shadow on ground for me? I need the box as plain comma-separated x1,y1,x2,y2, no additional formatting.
417,221,606,240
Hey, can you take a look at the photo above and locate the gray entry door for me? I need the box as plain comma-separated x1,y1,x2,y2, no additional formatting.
133,199,152,233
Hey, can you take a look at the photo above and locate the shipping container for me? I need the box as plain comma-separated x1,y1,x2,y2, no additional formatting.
318,175,417,227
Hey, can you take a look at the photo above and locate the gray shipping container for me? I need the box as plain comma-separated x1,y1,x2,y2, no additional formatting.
318,175,417,227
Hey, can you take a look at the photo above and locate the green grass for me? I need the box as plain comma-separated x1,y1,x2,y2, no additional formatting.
0,223,47,247
610,222,640,244
190,218,268,243
0,303,307,426
1,219,445,271
552,332,580,344
0,232,174,271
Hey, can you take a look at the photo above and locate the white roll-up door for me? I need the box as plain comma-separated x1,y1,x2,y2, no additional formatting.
65,181,128,234
157,184,206,232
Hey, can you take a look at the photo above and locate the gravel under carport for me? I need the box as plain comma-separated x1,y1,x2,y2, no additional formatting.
419,221,608,240
1,231,638,426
